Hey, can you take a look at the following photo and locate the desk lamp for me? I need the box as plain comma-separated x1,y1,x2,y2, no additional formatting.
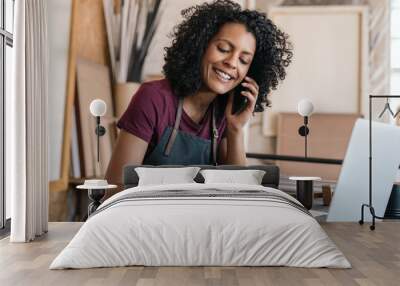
297,99,314,158
90,99,107,165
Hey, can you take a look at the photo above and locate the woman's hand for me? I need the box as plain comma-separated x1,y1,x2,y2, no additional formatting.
225,76,259,134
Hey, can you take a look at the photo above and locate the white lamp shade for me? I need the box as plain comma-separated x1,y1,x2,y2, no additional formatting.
90,99,107,117
297,99,314,117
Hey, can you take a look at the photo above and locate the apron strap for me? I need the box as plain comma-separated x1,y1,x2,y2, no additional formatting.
211,103,218,166
164,97,184,156
164,96,218,166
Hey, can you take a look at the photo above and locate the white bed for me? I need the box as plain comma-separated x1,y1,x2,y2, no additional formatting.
50,183,350,269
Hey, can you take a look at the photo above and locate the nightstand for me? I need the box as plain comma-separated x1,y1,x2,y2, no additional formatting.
289,176,321,210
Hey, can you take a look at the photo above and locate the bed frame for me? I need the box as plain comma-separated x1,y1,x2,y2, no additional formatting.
123,165,280,189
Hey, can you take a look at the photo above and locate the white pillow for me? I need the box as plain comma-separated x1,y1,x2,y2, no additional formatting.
135,167,200,186
200,169,266,185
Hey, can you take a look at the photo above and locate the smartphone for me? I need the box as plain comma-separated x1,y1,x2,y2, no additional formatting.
231,82,248,115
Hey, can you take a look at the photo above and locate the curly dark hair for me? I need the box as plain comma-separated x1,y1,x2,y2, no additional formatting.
162,0,292,112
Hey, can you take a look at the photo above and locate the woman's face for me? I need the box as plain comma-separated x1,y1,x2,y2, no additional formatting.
201,22,256,94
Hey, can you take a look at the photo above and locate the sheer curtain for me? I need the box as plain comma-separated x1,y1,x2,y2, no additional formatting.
7,0,49,242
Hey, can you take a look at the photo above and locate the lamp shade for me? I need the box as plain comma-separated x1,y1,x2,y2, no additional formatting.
297,99,314,117
90,99,107,117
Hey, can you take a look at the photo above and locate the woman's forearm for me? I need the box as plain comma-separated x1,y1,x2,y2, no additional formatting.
102,169,124,202
224,127,247,165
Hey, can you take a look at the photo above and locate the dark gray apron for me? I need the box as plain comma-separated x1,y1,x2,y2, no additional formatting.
143,97,218,165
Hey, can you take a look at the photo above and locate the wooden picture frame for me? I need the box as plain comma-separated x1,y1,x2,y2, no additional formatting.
262,5,369,136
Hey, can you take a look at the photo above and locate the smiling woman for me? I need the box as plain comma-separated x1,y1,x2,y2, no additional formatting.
104,0,292,196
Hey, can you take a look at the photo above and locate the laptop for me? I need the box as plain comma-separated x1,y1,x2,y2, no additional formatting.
327,119,400,222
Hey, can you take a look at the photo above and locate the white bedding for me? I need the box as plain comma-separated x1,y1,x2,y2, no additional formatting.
50,183,351,269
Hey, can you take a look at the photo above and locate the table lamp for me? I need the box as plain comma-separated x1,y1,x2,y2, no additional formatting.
90,99,107,165
297,99,314,158
77,99,116,216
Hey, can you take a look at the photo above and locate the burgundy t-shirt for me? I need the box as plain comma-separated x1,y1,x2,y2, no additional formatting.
117,79,227,155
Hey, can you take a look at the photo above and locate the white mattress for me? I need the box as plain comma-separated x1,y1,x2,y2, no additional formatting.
50,183,350,269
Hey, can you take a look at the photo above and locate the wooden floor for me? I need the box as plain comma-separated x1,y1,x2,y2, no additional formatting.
0,222,399,286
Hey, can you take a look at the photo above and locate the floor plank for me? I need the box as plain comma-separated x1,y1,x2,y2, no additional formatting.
0,222,399,286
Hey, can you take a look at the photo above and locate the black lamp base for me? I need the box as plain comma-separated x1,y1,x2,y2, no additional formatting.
87,188,106,216
296,180,313,210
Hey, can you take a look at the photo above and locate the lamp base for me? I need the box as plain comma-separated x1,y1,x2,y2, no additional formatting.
88,188,106,216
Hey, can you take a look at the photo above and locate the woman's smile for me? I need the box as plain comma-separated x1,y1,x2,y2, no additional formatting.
213,67,235,82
